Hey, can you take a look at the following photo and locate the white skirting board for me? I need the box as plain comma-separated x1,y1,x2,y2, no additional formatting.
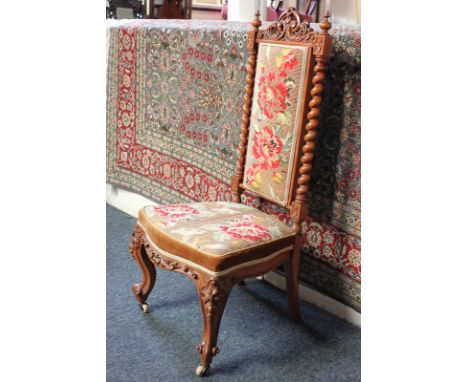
262,272,361,326
106,183,157,217
106,183,361,326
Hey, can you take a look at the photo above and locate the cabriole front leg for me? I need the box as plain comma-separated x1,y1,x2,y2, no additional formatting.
129,225,156,313
195,274,234,377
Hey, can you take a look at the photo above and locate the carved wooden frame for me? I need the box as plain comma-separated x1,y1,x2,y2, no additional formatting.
129,8,333,377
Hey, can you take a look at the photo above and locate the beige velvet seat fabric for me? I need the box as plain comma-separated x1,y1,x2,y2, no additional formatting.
138,202,296,274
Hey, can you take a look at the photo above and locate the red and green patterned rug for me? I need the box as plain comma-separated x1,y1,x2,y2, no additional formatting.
106,20,361,311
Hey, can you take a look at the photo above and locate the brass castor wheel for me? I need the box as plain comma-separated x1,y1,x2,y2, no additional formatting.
139,303,149,313
195,364,208,377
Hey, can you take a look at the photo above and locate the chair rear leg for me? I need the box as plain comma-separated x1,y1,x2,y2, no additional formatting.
285,247,301,322
195,274,234,376
129,225,156,313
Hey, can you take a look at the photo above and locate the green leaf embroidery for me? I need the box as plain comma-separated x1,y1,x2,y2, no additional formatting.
272,124,281,137
268,183,277,199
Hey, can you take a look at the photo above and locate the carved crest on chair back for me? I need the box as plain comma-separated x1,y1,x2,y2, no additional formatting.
258,8,332,56
258,7,316,43
232,7,333,233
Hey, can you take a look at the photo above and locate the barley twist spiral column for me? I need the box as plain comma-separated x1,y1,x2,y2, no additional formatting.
231,12,261,203
291,13,332,233
286,14,333,322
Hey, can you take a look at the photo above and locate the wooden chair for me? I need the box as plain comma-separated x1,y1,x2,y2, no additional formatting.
129,8,333,377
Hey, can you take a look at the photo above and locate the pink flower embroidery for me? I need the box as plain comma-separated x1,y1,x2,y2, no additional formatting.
281,50,299,70
252,127,283,170
152,204,199,218
257,72,288,120
220,222,272,241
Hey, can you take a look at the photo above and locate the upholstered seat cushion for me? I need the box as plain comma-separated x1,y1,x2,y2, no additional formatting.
138,202,295,275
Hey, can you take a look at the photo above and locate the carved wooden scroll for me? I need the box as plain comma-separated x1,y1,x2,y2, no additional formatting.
258,7,317,43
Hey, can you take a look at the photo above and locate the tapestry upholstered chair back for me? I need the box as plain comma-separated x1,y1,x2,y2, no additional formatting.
243,41,314,205
231,7,333,232
128,8,333,377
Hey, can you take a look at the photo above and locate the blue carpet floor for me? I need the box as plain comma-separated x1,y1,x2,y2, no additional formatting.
107,204,361,381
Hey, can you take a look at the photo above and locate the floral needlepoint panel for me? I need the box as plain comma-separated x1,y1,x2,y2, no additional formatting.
243,43,310,205
141,202,294,255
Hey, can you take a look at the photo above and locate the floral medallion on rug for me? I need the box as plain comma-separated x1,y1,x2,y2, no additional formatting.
106,20,361,311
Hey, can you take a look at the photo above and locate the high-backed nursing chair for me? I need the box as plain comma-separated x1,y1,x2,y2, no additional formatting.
129,8,333,377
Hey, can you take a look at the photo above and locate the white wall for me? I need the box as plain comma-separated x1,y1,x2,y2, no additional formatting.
320,0,361,25
228,0,267,21
329,0,360,24
227,0,360,25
